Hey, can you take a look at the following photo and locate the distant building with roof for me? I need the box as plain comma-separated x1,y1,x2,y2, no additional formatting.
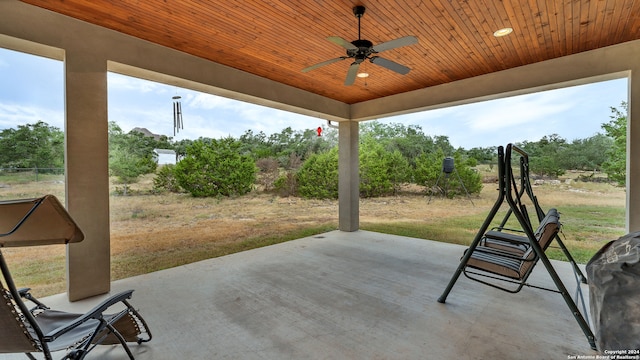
153,149,177,165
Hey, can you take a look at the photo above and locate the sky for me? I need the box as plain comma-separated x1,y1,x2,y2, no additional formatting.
0,47,629,149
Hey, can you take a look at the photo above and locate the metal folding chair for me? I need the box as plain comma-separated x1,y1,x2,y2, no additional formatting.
0,195,152,359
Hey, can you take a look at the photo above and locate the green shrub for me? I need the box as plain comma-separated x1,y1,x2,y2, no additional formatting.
273,171,298,197
153,164,181,193
296,148,339,199
413,150,442,189
359,138,410,197
414,149,482,197
174,138,257,197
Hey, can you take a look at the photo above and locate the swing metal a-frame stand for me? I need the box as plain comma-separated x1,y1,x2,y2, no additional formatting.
436,144,597,350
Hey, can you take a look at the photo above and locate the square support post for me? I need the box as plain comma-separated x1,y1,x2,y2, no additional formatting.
64,50,111,301
628,70,640,232
338,121,359,232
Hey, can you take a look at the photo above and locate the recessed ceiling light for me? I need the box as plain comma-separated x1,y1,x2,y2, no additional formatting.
357,72,370,78
493,27,513,37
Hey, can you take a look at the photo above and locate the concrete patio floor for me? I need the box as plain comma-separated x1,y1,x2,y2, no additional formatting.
2,230,598,359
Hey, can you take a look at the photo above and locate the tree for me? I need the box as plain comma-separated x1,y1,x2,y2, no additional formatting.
0,121,64,170
466,146,497,165
173,138,194,160
359,121,454,169
238,130,271,159
237,127,336,168
153,164,181,193
255,157,280,192
174,137,257,197
296,147,339,199
601,102,628,186
559,134,612,171
359,135,410,197
413,149,482,197
518,134,567,178
108,122,158,195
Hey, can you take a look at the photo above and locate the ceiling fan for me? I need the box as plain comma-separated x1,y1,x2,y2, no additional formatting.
302,5,418,86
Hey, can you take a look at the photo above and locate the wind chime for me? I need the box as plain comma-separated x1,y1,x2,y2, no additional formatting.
172,95,183,136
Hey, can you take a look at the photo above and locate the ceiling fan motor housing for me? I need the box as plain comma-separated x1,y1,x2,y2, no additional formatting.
348,39,374,60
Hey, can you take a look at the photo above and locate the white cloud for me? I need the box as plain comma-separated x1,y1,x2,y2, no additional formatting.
462,93,577,132
108,104,169,134
184,92,321,137
0,102,64,129
187,93,239,110
381,86,614,149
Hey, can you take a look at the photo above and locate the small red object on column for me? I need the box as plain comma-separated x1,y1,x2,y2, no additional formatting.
316,126,322,137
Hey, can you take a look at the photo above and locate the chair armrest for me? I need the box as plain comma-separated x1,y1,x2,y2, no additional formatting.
18,287,31,296
18,288,50,311
43,290,135,342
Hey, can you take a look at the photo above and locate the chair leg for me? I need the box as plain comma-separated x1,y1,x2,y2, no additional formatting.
537,250,597,350
438,227,491,303
439,146,506,303
107,323,136,360
437,255,468,303
122,300,152,343
438,193,505,303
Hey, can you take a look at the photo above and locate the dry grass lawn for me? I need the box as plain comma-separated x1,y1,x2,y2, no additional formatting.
0,172,627,297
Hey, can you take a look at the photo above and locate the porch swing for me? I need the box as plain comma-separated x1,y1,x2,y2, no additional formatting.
437,144,597,350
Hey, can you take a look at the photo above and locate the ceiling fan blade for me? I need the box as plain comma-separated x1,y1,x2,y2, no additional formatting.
302,57,347,73
327,36,358,50
371,35,418,53
344,62,360,86
370,57,411,75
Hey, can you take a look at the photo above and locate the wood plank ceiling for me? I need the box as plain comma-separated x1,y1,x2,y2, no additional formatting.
20,0,640,104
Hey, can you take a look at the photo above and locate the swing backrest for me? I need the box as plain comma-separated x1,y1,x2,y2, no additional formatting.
517,208,560,276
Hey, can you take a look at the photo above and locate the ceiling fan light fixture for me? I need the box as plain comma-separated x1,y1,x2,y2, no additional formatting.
356,72,369,78
493,27,513,37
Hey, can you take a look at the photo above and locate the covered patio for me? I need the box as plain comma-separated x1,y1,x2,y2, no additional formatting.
0,1,638,357
1,0,639,301
1,231,595,359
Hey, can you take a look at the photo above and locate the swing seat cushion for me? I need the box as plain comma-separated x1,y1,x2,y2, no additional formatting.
467,247,524,279
466,208,560,280
483,231,529,255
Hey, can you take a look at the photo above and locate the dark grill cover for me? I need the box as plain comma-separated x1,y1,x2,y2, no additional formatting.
586,232,640,351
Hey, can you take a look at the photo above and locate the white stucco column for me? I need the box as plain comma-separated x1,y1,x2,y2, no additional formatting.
338,121,359,231
64,50,111,301
627,71,640,232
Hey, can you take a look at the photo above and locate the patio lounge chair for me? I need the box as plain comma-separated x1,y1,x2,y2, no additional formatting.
437,144,597,350
0,195,152,360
